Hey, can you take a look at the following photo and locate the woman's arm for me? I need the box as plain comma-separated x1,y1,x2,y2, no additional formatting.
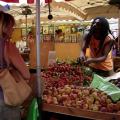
7,42,30,80
80,33,89,60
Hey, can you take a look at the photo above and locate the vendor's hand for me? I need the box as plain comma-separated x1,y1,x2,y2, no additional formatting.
84,58,94,66
77,52,87,65
77,57,86,65
80,53,86,61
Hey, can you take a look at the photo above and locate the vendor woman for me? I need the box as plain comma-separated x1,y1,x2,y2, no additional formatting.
80,17,115,77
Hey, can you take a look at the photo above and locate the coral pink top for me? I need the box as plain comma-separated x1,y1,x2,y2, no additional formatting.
89,34,113,71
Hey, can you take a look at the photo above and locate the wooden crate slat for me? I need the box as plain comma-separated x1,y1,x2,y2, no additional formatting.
42,103,120,120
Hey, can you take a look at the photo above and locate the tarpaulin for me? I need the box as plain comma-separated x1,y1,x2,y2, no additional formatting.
45,0,52,3
65,0,73,1
0,0,19,3
27,0,34,4
0,0,34,3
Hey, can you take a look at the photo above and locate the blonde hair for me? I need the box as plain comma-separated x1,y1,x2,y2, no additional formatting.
0,11,15,39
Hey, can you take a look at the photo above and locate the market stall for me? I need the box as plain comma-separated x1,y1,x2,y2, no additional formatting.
1,0,120,120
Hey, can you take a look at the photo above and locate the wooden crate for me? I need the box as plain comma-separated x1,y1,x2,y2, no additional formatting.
42,104,120,120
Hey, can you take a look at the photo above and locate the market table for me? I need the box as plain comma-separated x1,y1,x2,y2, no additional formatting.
42,103,120,120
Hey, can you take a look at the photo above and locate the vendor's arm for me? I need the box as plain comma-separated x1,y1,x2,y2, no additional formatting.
84,40,114,65
80,33,89,60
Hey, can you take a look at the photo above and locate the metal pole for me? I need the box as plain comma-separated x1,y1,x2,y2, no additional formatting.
48,2,51,15
36,0,42,119
25,14,28,47
25,15,27,40
118,8,120,52
36,0,42,98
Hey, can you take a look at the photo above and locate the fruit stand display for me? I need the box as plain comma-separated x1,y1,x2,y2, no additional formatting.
41,62,120,120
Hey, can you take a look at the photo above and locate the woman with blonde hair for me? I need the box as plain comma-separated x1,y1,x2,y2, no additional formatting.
0,11,30,120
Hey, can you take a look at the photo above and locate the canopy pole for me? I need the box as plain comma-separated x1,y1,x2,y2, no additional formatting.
36,0,42,98
118,8,120,53
36,0,42,119
25,15,27,40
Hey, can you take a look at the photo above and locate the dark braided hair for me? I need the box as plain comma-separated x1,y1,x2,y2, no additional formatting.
86,17,114,53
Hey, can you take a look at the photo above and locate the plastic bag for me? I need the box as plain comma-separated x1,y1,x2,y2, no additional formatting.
91,74,120,102
27,98,39,120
